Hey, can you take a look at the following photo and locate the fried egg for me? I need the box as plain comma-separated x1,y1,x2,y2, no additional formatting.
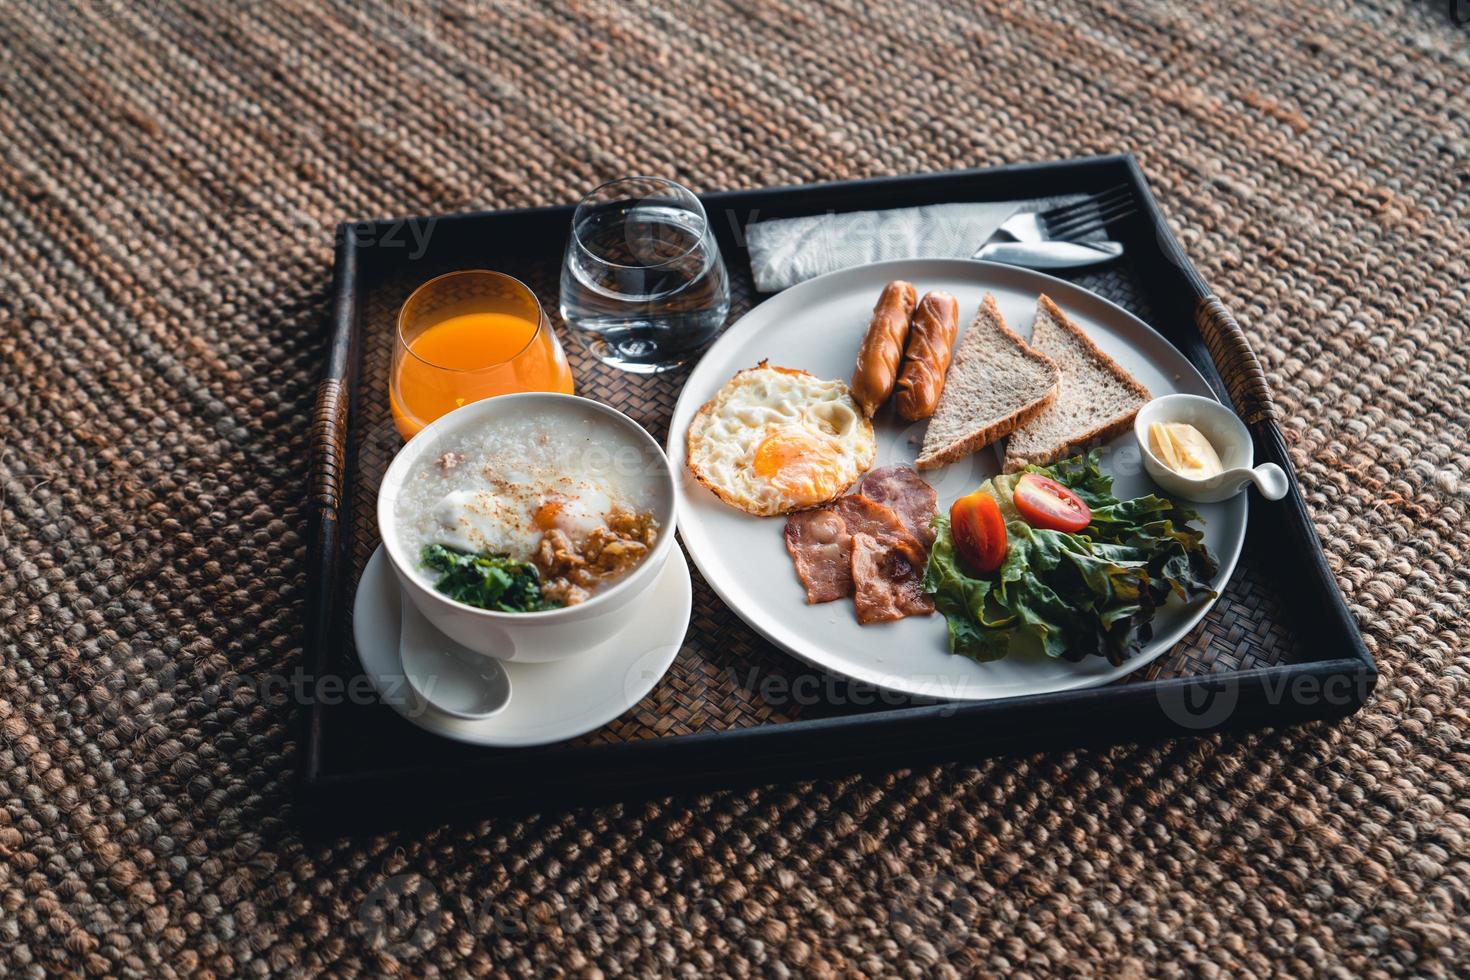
686,364,876,516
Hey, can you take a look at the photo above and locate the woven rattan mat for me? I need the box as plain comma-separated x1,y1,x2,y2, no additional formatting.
2,1,1467,975
333,247,1292,766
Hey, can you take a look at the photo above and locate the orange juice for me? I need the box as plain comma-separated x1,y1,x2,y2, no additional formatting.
391,311,575,439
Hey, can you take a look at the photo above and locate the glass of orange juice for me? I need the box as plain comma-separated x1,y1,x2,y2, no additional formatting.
390,270,575,439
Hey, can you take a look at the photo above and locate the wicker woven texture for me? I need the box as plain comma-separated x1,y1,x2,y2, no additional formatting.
2,0,1467,976
335,231,1293,756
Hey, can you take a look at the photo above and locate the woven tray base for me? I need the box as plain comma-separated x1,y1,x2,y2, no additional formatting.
2,1,1466,975
341,255,1298,752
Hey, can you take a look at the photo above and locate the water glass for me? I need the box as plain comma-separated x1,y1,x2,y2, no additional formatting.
559,176,730,374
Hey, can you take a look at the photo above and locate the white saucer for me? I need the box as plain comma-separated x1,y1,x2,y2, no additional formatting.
353,544,692,747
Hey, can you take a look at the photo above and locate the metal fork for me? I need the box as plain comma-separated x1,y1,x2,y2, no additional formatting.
1023,185,1136,241
972,185,1135,269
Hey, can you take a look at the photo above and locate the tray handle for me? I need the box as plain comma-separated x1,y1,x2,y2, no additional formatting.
1195,296,1279,425
310,378,349,513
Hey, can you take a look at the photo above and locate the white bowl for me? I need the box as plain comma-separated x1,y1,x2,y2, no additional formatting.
1134,394,1288,504
376,393,678,663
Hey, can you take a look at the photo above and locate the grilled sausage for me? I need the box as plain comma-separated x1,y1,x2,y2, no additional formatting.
893,291,960,421
850,281,917,417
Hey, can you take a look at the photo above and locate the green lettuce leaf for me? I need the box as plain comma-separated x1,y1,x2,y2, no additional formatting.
923,517,1014,661
1035,452,1117,508
921,451,1218,665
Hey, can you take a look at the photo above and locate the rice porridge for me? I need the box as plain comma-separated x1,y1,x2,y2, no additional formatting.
391,409,663,610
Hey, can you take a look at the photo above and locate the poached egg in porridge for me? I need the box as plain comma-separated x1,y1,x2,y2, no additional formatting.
393,413,661,610
431,483,615,560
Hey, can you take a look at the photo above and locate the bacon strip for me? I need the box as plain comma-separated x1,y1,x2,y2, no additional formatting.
784,507,853,603
858,466,938,546
851,532,935,624
782,467,938,623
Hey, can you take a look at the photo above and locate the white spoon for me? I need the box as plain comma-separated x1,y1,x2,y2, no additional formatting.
398,592,512,719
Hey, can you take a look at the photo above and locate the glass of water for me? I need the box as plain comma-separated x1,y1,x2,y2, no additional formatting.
560,176,730,374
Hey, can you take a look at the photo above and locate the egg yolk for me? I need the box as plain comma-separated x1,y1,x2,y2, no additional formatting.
533,498,565,531
753,429,845,505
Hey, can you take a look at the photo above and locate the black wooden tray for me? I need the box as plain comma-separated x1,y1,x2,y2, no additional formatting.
300,155,1373,832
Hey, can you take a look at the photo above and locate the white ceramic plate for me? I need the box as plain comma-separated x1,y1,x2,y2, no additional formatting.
354,544,693,747
668,258,1245,701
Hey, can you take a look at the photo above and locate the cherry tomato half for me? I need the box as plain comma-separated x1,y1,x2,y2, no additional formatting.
1012,473,1092,533
950,490,1008,575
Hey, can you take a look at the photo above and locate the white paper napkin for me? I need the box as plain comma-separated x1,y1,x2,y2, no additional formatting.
746,201,1019,293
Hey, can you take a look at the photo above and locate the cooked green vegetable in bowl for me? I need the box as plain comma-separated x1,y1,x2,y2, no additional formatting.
420,544,562,613
923,451,1218,666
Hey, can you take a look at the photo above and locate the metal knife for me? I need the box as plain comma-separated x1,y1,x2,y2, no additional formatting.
973,239,1124,270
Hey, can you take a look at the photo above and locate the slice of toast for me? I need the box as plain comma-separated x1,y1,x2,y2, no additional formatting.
1003,295,1151,472
915,294,1061,471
